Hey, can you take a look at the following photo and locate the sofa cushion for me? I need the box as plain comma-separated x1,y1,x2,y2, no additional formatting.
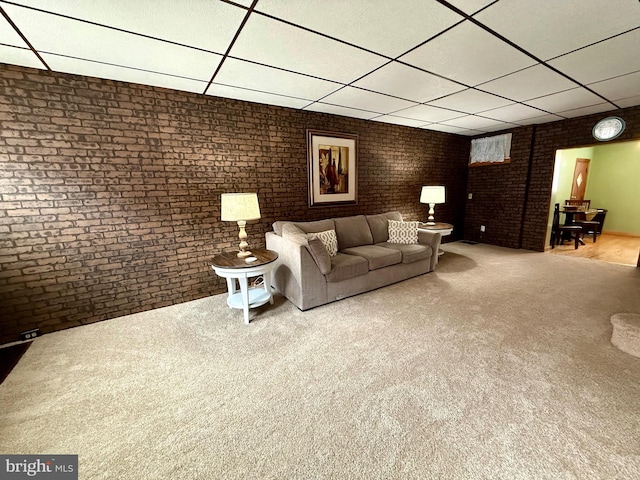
388,220,419,244
309,229,338,257
334,215,373,250
293,219,336,234
341,245,402,270
325,253,369,283
307,237,332,274
366,211,403,244
377,242,432,264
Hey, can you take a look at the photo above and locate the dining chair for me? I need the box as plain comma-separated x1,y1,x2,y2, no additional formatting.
552,203,581,249
565,199,598,242
565,199,591,210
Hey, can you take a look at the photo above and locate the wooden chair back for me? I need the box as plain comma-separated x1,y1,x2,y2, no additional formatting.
565,199,590,210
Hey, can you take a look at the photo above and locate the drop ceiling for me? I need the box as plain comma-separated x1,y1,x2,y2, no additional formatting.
1,0,639,136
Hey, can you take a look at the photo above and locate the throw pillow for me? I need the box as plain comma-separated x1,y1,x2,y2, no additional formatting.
388,220,419,245
310,229,338,257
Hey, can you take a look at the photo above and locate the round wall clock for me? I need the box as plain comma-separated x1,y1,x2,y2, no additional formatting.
592,116,625,141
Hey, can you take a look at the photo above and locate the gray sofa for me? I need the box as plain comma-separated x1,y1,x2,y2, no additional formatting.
265,211,441,310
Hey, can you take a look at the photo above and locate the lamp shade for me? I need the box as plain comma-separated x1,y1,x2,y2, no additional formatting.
420,186,445,204
221,193,261,221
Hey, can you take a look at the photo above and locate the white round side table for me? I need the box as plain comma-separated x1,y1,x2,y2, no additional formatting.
211,248,278,325
418,222,453,256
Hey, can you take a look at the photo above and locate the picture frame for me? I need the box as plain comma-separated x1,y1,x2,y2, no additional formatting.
307,129,358,207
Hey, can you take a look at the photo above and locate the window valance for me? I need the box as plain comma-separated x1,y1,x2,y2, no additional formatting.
469,133,512,166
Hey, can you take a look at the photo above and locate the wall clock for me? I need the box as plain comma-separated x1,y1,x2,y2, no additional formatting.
592,116,625,141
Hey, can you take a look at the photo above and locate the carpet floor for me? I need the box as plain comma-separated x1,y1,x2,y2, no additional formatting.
1,242,639,479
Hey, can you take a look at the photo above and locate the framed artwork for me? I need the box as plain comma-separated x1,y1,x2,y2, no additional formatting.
307,129,358,207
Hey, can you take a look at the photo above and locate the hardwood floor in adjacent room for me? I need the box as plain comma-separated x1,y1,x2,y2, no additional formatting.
547,233,640,266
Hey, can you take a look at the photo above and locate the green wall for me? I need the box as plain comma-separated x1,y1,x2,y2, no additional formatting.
548,141,640,240
586,141,640,235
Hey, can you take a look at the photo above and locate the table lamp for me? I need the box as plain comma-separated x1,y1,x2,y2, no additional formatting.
420,186,445,225
221,193,261,258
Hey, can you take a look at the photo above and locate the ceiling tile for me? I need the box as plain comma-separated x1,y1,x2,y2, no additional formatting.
207,84,311,110
445,1,496,15
390,104,464,123
41,53,209,93
3,6,223,81
422,123,483,136
549,29,640,85
516,113,564,126
400,21,535,86
0,44,44,69
7,0,247,53
525,88,610,114
479,103,548,123
321,86,417,114
474,0,640,60
215,58,341,100
254,0,461,58
558,103,614,119
371,115,428,128
230,14,386,84
441,115,509,130
478,64,577,102
588,71,640,102
615,95,640,108
353,62,465,103
427,89,512,114
0,15,27,47
303,102,377,120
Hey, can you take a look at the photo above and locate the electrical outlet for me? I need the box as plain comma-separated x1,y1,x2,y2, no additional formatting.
20,328,40,341
468,193,473,200
480,225,486,232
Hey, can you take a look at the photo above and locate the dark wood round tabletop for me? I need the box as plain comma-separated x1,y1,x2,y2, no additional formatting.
211,248,278,269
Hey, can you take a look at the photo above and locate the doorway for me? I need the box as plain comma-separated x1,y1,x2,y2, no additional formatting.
546,141,640,266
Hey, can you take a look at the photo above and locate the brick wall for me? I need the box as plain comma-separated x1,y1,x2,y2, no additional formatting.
0,64,469,344
465,105,640,250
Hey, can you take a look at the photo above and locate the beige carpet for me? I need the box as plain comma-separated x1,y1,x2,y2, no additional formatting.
1,242,639,479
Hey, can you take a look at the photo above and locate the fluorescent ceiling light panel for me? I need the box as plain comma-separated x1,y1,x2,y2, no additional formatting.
254,0,462,58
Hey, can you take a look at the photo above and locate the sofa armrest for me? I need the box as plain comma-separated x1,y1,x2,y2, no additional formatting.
418,230,442,270
265,232,328,310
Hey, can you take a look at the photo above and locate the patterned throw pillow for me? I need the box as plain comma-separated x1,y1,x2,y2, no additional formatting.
310,229,338,257
387,220,419,245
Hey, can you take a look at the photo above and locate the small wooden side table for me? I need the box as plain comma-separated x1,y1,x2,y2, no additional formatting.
211,248,278,325
418,222,453,256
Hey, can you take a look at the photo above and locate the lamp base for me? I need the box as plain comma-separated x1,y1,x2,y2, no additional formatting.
236,220,252,258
